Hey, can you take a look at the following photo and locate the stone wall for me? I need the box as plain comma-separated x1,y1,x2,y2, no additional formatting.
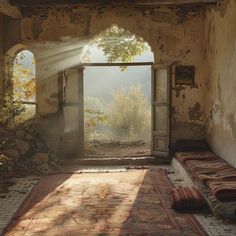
0,117,60,178
1,5,210,155
205,0,236,167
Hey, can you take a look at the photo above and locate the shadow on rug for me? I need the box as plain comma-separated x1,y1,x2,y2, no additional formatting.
4,169,207,236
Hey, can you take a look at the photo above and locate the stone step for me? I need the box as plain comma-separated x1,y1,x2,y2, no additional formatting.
63,156,171,166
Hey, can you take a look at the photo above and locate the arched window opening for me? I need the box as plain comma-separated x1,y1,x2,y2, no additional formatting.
12,50,36,122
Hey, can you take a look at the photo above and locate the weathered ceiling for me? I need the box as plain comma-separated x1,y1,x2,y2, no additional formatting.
0,0,218,19
10,0,218,6
0,0,22,18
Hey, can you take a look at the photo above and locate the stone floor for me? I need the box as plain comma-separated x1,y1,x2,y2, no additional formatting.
0,164,236,236
0,176,40,235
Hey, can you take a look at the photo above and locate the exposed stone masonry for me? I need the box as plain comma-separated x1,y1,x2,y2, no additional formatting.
0,117,61,184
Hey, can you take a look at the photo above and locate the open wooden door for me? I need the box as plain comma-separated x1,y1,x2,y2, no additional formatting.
63,66,84,158
151,65,171,157
77,66,84,157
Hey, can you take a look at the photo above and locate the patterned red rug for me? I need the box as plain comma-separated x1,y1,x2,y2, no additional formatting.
5,169,208,236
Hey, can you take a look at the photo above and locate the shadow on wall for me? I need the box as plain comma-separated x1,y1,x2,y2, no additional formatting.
37,112,65,158
171,122,205,144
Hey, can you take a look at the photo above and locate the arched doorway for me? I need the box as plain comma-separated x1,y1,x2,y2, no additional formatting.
83,25,154,157
63,25,170,159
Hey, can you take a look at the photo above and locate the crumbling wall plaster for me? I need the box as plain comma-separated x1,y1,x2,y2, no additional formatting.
205,0,236,167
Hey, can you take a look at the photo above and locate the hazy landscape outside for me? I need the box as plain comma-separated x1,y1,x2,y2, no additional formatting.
83,26,154,157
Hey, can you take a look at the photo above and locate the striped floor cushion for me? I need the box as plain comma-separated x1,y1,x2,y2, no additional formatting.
175,151,236,202
176,152,219,165
171,187,206,211
185,159,226,174
195,165,236,182
207,180,236,201
184,159,236,182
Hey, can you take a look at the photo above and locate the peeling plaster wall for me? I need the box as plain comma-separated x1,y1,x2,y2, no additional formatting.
205,0,236,167
171,63,206,143
2,6,208,154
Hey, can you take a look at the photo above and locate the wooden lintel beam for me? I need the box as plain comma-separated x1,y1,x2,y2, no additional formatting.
0,0,22,18
10,0,218,7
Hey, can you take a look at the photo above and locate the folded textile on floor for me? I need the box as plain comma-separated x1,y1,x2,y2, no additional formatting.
171,187,206,211
184,159,224,173
183,158,236,181
176,151,219,165
207,180,236,201
195,165,236,182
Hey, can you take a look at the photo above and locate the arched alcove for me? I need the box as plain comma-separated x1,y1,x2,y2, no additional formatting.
5,45,36,122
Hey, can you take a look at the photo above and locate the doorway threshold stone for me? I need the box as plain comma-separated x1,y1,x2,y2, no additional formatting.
65,156,171,166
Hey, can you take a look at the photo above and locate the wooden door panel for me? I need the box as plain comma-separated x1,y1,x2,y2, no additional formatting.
151,65,170,157
63,66,84,158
